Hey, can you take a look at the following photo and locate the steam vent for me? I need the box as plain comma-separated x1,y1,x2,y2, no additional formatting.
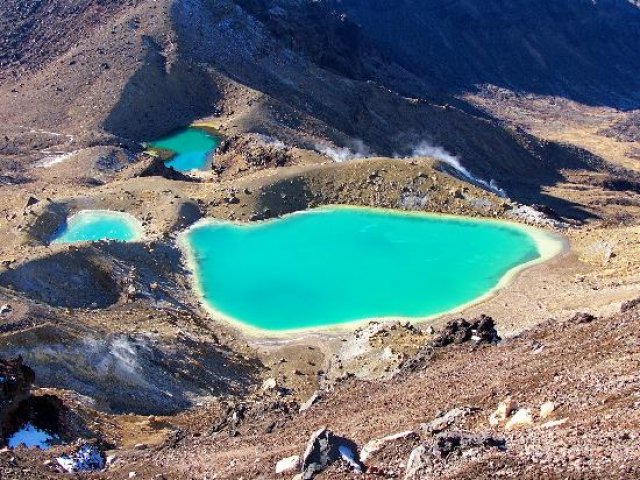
1,1,639,478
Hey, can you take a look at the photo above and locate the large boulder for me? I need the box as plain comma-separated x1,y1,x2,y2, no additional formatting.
360,430,418,462
300,427,363,479
431,315,500,348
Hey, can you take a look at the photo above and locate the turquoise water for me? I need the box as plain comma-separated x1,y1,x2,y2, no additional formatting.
149,127,219,172
52,211,143,244
185,207,548,332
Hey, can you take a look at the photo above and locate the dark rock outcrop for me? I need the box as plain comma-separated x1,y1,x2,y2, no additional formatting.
135,155,198,182
621,297,640,313
0,356,35,444
301,427,364,479
405,431,506,479
568,312,597,324
431,431,506,458
401,316,500,373
431,315,501,348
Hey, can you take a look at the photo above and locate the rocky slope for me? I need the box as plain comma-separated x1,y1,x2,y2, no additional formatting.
334,0,640,108
1,1,640,479
1,300,639,479
2,0,639,215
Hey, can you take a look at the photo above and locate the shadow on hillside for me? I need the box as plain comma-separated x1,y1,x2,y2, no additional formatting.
0,251,120,309
103,36,222,141
0,324,262,415
164,0,637,222
0,241,189,310
338,0,640,110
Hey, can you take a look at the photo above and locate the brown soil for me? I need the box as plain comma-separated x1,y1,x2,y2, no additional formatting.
2,300,638,479
2,1,640,479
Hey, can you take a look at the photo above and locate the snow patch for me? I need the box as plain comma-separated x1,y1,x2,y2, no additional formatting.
7,423,57,449
16,125,74,142
57,444,105,473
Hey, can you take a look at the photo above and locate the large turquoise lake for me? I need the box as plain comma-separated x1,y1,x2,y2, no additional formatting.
184,207,560,332
52,210,143,244
149,127,219,172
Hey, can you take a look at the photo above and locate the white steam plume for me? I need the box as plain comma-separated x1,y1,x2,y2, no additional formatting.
316,139,371,163
410,141,506,197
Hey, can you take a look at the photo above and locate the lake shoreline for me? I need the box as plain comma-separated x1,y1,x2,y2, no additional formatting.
179,205,566,339
50,209,145,244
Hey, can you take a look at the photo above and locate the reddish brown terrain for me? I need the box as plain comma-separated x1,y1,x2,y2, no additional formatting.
0,1,639,479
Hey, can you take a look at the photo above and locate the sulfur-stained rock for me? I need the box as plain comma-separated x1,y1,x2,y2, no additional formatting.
539,401,556,419
275,455,300,474
489,397,517,427
505,408,534,430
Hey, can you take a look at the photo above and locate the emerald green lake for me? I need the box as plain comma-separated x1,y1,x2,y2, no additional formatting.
184,207,559,332
149,127,219,172
52,211,143,244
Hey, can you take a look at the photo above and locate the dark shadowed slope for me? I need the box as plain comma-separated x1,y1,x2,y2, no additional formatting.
334,0,640,108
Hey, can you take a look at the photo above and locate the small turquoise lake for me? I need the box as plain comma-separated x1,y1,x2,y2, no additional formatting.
149,127,219,172
52,211,143,244
184,207,561,332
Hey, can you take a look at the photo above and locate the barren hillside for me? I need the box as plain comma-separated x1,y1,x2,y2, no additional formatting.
1,2,640,479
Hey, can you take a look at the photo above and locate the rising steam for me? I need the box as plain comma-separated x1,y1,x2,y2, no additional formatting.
316,139,371,163
410,141,506,197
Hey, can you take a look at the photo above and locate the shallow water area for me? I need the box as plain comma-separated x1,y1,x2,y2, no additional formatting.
51,210,143,244
184,207,563,332
7,423,58,449
149,127,219,172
